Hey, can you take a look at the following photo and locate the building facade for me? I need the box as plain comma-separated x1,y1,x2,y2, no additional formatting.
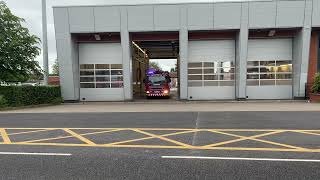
53,0,320,101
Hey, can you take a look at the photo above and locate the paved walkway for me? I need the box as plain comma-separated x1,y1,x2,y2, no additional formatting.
1,101,319,113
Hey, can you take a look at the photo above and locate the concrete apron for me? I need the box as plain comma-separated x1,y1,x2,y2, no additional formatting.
1,100,319,113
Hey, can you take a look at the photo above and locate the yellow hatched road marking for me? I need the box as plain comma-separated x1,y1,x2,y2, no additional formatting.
107,130,199,145
203,130,283,148
0,128,319,153
234,131,306,150
1,142,320,153
204,130,306,150
132,129,194,148
0,128,11,143
63,129,96,145
294,131,320,136
21,129,124,143
8,129,56,136
246,137,306,150
1,128,320,133
0,129,57,140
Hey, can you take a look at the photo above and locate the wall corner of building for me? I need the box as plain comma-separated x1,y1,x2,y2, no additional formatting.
236,2,249,99
54,7,78,101
120,7,133,101
293,0,313,98
179,5,188,100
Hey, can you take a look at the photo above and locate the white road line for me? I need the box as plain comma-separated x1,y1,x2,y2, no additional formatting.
0,152,72,156
161,156,320,162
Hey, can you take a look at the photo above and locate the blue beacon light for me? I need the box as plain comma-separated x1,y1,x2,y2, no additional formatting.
147,69,156,75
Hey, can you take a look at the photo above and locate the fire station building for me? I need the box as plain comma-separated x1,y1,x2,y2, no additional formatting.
53,0,320,101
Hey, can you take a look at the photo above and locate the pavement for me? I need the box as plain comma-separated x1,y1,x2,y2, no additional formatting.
1,101,320,113
0,111,319,179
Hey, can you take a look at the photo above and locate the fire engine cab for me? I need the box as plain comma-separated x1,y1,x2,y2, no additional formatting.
143,69,171,98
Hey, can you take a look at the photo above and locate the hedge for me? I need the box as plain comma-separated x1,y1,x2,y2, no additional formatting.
0,86,62,107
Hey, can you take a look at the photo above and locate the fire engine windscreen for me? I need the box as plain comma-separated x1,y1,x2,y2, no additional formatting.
148,75,167,84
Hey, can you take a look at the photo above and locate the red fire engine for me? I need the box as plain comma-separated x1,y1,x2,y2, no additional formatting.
143,69,171,98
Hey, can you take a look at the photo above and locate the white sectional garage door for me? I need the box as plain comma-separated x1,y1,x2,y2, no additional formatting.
187,40,235,100
79,43,124,101
246,39,293,99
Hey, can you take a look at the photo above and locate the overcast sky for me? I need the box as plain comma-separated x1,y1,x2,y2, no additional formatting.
3,0,258,72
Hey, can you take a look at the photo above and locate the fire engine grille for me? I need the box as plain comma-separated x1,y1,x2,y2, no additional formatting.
148,94,166,96
150,86,164,91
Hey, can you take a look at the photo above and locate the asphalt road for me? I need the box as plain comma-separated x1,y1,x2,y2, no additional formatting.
0,111,319,180
1,111,320,128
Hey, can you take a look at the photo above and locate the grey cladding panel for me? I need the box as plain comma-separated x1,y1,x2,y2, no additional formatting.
94,7,121,32
53,8,69,38
313,0,320,26
56,39,75,100
68,7,94,33
187,4,214,30
249,2,276,28
127,6,154,31
154,5,180,30
276,1,305,28
214,3,241,29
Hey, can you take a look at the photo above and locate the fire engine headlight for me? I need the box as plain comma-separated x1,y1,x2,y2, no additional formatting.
146,91,150,94
164,90,169,94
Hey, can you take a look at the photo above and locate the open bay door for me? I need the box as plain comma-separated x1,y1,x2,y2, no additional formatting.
187,40,236,100
79,43,124,101
246,39,293,99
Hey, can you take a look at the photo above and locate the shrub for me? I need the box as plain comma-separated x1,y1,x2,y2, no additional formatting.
0,95,8,108
51,97,63,105
311,73,320,94
0,86,61,107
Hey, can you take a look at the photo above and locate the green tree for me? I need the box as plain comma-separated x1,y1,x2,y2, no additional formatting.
149,61,162,70
51,59,59,75
0,1,42,82
170,64,177,72
311,73,320,93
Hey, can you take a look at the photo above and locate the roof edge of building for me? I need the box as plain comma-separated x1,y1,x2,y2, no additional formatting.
52,0,274,9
